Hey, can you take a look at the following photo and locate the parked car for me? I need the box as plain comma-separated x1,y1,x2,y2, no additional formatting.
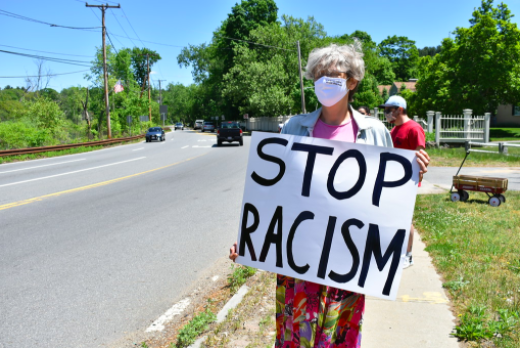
194,119,204,130
174,122,184,130
146,127,165,142
201,121,215,132
217,121,243,146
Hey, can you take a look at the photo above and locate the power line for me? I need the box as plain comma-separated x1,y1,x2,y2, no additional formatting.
106,31,119,55
110,8,136,46
0,44,94,58
0,49,92,67
121,8,145,47
216,35,296,51
0,69,90,78
0,9,100,30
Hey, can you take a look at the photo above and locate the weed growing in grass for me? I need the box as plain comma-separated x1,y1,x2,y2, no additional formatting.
227,264,256,293
415,192,520,347
454,305,519,341
443,276,469,292
173,309,216,348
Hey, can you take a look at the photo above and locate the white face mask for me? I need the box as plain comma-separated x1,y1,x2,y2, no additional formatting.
314,76,348,107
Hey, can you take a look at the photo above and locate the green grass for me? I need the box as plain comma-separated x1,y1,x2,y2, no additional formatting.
490,128,520,142
0,139,143,164
414,192,520,347
172,309,216,348
227,264,257,293
428,146,520,167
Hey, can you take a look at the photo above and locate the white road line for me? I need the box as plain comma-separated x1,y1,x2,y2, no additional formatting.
192,145,211,148
145,298,191,332
170,138,175,141
181,145,189,149
0,158,86,175
197,139,208,142
0,157,146,188
132,147,144,151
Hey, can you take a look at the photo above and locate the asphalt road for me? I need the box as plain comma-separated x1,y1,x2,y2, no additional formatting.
0,130,248,348
1,131,518,348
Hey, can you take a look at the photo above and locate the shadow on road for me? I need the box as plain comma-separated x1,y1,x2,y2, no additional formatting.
212,143,241,148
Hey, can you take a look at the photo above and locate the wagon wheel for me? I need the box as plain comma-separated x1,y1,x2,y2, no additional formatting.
499,195,506,203
488,196,501,207
459,190,469,202
451,192,461,202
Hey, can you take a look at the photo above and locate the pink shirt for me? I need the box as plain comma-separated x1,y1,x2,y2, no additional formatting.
313,117,358,142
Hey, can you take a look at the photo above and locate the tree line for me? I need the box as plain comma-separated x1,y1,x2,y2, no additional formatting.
1,0,518,149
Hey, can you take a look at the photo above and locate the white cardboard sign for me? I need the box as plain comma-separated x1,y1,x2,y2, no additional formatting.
236,131,420,300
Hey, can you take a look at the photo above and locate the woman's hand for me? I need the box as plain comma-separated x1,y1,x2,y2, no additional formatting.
229,242,238,262
416,149,430,182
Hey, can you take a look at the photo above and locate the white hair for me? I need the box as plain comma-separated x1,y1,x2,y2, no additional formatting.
304,41,365,82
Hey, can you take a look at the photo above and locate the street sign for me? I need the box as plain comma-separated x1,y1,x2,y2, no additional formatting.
160,105,168,122
243,114,249,119
221,115,225,120
126,115,132,124
139,115,149,122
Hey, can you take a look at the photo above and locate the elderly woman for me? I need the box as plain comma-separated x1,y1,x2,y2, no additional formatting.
230,42,429,348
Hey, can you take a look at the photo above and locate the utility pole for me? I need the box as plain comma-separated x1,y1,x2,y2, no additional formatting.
147,54,152,122
86,2,121,139
297,40,306,114
157,79,166,104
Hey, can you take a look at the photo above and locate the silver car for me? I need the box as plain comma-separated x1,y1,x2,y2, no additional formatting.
201,121,215,132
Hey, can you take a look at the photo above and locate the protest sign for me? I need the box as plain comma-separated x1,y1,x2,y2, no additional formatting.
236,131,420,300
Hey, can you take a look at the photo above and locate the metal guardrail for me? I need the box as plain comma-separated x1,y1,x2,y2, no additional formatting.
0,134,145,157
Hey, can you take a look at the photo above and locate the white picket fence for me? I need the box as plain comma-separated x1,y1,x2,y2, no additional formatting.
244,108,490,144
244,115,293,132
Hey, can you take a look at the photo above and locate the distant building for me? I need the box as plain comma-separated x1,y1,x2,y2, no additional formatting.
496,104,520,126
377,85,391,96
377,79,417,97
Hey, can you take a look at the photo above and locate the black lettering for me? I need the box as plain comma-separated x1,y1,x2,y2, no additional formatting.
287,211,314,274
239,203,259,261
259,206,283,267
317,216,337,279
291,143,334,197
251,138,289,186
327,149,367,200
358,224,405,296
372,152,413,207
328,218,363,283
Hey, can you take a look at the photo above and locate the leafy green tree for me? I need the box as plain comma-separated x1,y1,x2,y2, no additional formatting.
130,47,161,90
381,87,389,102
59,87,85,124
29,96,64,145
414,0,520,115
379,35,419,80
39,88,60,102
351,74,384,110
216,0,279,73
418,46,441,57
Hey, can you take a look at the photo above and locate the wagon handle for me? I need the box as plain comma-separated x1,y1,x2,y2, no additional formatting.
450,146,471,193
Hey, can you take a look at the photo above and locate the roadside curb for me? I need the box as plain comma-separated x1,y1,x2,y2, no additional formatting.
188,283,251,348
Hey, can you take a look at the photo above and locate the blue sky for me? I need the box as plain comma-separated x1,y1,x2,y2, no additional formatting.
1,0,519,91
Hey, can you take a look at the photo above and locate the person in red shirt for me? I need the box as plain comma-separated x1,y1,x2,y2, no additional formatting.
380,95,426,269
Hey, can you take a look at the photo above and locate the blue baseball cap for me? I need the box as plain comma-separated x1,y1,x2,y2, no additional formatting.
379,95,407,109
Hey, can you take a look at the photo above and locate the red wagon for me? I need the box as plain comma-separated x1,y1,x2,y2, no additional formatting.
449,148,509,207
451,175,508,207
